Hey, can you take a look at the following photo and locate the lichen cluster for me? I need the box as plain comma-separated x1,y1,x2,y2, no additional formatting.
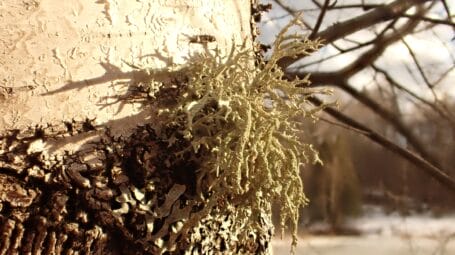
150,19,329,246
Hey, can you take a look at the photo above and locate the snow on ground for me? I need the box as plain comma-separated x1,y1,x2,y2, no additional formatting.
273,235,455,255
349,205,455,238
273,206,455,255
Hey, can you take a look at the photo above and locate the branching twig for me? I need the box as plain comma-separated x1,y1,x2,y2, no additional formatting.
288,11,446,169
278,0,432,69
372,65,455,126
400,13,455,27
297,19,398,69
440,0,452,22
310,0,331,39
273,0,312,30
269,0,454,193
309,96,455,193
327,4,380,10
401,37,435,89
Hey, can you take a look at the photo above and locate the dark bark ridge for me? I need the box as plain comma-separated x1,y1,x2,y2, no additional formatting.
0,121,272,255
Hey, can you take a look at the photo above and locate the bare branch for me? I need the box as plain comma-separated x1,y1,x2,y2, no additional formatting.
286,16,444,169
273,0,312,30
400,13,455,27
372,64,455,126
309,0,331,39
339,15,422,77
440,0,452,22
278,0,432,69
309,96,455,193
297,19,398,69
268,0,454,195
433,66,455,86
401,37,435,89
293,14,421,80
327,4,380,10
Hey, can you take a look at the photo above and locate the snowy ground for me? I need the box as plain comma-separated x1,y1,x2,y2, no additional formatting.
273,206,455,255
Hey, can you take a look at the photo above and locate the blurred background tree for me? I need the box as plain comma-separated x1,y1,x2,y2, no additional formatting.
258,0,455,231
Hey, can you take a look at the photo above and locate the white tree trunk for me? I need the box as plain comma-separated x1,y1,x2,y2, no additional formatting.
0,0,252,138
1,1,273,254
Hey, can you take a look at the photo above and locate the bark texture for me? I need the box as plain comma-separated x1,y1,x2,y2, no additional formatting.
0,0,252,135
0,121,272,254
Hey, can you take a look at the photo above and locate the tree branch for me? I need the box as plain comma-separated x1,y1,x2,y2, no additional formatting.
278,0,432,69
373,64,455,125
401,37,435,89
273,0,312,30
309,96,455,193
286,10,445,168
400,13,455,27
309,0,331,39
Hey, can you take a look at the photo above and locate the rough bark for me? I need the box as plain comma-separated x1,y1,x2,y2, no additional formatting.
0,121,272,254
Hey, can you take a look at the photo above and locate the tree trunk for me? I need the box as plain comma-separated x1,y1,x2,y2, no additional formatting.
0,1,273,254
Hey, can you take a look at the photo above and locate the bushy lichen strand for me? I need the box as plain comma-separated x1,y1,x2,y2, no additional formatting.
152,17,330,250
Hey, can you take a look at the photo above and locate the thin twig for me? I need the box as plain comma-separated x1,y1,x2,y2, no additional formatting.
373,64,455,126
319,116,369,135
297,19,398,69
328,4,380,10
310,0,331,39
289,14,443,168
401,37,436,91
309,96,455,193
278,0,432,69
440,0,452,22
400,13,455,27
273,0,312,30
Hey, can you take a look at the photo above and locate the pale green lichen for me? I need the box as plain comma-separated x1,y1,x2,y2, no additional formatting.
149,17,331,251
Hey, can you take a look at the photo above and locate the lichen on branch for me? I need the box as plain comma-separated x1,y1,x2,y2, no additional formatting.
149,17,331,248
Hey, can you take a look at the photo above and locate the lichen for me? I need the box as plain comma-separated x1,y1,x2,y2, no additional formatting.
150,17,331,249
